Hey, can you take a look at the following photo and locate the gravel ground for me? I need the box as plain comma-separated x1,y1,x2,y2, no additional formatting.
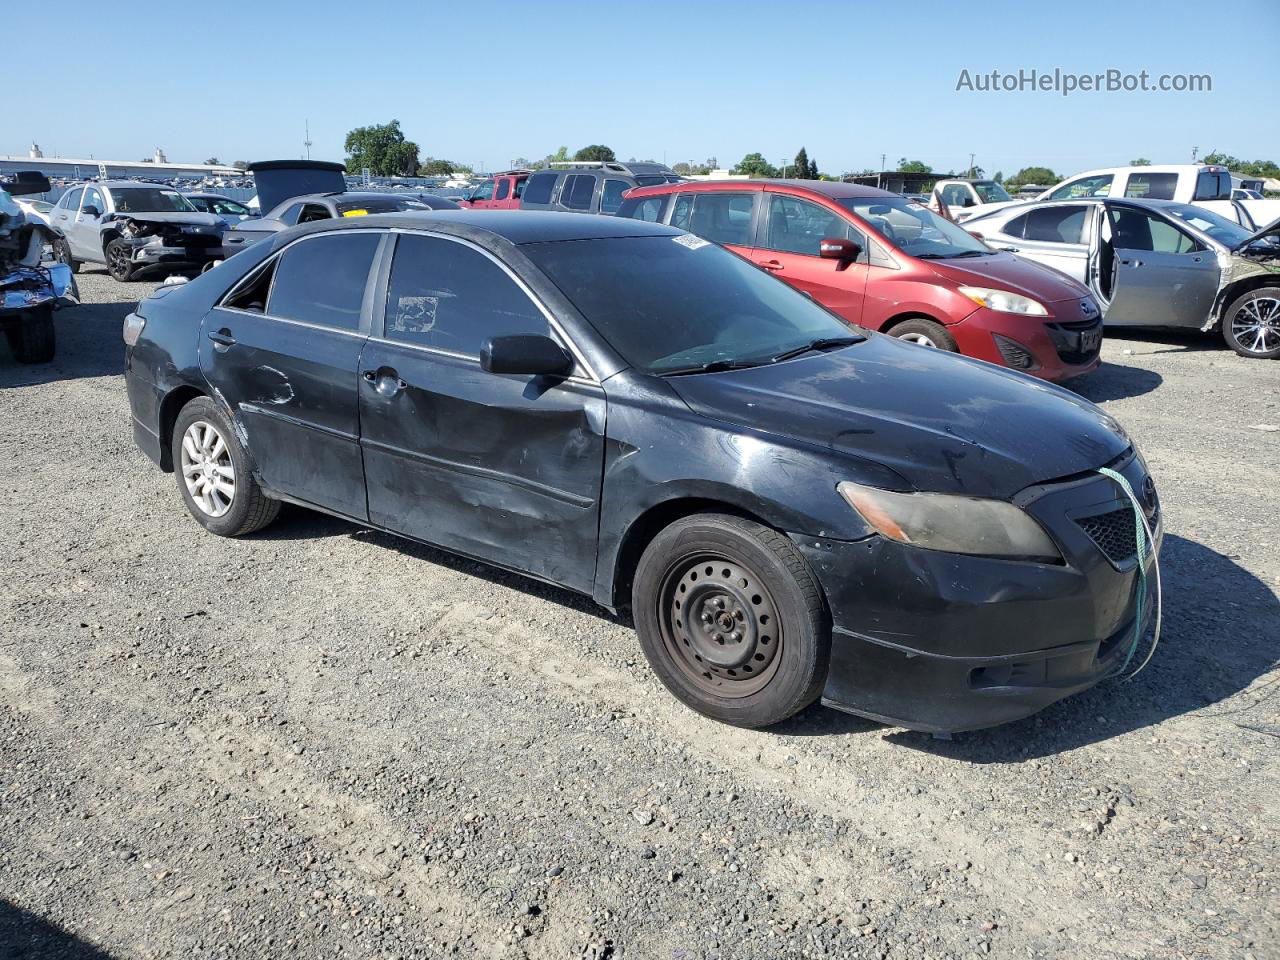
1,268,1277,960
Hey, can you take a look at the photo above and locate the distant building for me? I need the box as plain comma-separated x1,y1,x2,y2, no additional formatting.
0,152,242,182
29,142,42,159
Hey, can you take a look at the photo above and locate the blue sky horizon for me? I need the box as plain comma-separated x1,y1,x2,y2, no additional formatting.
9,0,1278,177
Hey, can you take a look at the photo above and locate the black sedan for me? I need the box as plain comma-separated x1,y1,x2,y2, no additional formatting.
123,212,1160,732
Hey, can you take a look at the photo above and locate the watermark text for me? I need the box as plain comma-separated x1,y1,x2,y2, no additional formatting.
956,68,1211,96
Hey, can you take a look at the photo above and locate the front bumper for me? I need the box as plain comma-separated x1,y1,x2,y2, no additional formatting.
795,453,1160,732
127,237,222,272
950,305,1101,383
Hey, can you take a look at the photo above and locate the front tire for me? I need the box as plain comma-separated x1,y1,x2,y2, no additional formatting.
5,304,55,364
171,397,280,537
105,238,136,282
632,514,830,728
889,317,958,351
53,236,80,274
1222,287,1280,359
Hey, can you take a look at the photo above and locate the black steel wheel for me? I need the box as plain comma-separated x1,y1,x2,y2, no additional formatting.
633,514,829,728
106,239,136,282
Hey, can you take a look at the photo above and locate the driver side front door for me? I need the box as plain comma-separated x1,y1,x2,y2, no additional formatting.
1100,205,1220,328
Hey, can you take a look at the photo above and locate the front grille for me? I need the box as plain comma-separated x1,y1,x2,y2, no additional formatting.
993,334,1037,369
1075,501,1158,566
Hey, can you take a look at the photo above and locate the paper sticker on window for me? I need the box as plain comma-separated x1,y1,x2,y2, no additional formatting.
391,295,439,334
672,234,710,250
341,209,369,217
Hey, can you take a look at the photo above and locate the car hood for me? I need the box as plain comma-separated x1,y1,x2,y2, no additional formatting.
109,211,224,229
1234,213,1280,252
668,335,1129,499
927,252,1090,302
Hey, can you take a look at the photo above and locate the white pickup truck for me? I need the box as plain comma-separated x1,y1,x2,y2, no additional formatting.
939,165,1279,229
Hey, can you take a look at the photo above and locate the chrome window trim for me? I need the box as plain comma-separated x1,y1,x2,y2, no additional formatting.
387,227,601,383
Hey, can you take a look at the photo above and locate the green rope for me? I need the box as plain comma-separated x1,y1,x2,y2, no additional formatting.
1098,466,1161,678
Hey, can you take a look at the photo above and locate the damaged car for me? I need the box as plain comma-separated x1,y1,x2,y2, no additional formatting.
965,198,1280,359
124,211,1161,734
1,172,77,363
50,181,225,282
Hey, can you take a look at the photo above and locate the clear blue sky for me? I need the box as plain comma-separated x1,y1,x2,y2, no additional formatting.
9,0,1278,176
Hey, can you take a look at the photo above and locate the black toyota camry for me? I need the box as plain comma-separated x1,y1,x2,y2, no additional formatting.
123,211,1160,733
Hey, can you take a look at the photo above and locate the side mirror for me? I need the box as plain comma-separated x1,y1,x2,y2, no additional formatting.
81,205,101,218
819,236,862,270
962,196,975,208
481,335,574,377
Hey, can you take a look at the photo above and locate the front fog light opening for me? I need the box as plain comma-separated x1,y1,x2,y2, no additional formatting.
993,333,1039,370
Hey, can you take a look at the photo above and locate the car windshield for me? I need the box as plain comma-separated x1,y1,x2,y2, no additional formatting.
335,195,433,215
523,235,862,374
838,197,991,258
973,181,1012,203
1163,203,1255,248
111,188,197,213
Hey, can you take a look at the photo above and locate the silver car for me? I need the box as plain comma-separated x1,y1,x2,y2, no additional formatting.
964,198,1280,359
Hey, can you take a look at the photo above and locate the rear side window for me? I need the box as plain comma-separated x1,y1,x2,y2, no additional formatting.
600,179,630,215
562,175,596,211
674,193,756,246
617,195,669,222
384,234,550,356
1193,171,1231,201
266,233,381,330
513,178,527,198
522,172,559,205
278,203,305,226
1009,205,1087,244
1123,172,1177,200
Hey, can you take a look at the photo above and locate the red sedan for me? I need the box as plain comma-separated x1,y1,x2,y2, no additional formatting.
618,180,1101,382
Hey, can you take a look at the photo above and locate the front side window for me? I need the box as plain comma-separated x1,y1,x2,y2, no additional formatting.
1123,172,1178,200
524,236,857,374
562,175,596,211
1108,209,1199,254
471,180,496,203
266,232,381,330
384,234,550,355
187,196,212,213
495,179,510,201
1048,174,1113,201
83,188,105,215
109,188,197,213
1011,205,1087,244
839,197,988,259
600,179,630,215
61,188,84,210
522,172,559,205
764,195,851,255
211,198,251,216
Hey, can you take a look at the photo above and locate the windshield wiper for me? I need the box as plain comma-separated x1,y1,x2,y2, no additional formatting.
658,358,764,377
767,335,864,364
946,249,991,258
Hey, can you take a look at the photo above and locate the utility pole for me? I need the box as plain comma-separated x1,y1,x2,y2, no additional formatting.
880,153,886,171
304,120,312,161
968,153,976,178
1191,145,1198,163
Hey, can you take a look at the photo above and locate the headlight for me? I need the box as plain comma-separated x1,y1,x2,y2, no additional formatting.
122,312,146,346
837,481,1060,561
958,285,1048,316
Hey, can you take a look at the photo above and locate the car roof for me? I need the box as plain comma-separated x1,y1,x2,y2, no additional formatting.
282,210,683,245
98,181,182,190
626,178,899,200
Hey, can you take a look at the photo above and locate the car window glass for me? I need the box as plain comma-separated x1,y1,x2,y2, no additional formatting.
1123,173,1177,201
298,204,331,224
188,197,211,212
495,179,510,201
266,233,380,330
212,199,248,215
384,234,550,355
62,188,84,210
474,180,496,202
278,203,305,226
522,172,558,205
1193,172,1231,201
1048,174,1113,200
765,195,850,255
1019,205,1087,244
513,178,527,199
940,184,970,207
670,194,694,230
600,179,629,215
563,175,596,211
1109,209,1198,254
621,195,667,222
83,188,104,214
680,193,755,246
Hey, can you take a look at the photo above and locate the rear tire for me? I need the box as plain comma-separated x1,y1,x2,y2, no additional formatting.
1222,287,1280,359
106,238,136,282
5,304,55,364
53,236,80,274
889,317,958,352
171,397,280,537
632,514,829,728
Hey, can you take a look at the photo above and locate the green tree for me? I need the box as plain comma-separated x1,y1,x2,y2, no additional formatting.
1201,150,1239,168
732,152,779,178
232,160,248,171
1130,158,1151,166
791,147,813,179
992,170,1004,183
418,158,456,176
574,144,616,162
897,158,932,173
1007,166,1058,189
204,157,221,166
344,119,420,177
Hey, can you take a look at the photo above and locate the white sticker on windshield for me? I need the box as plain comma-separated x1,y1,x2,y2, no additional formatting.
672,234,710,251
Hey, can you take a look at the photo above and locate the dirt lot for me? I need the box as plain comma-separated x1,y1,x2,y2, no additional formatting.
1,268,1277,960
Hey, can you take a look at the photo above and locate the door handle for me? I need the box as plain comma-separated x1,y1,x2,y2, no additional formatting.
760,260,784,271
207,329,236,347
1120,259,1144,268
363,368,407,395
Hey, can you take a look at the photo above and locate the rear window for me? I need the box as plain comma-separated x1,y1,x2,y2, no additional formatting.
1124,173,1178,200
1193,171,1231,201
617,195,669,223
335,196,432,216
266,233,380,330
634,175,668,187
522,172,559,205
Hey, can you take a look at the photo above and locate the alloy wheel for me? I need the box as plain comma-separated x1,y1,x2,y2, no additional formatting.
899,332,939,348
1231,296,1280,355
107,243,132,280
180,421,236,517
659,554,783,698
